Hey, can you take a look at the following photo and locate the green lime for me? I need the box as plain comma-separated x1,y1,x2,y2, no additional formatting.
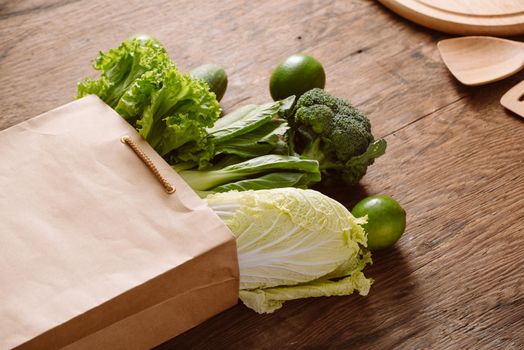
269,54,326,101
190,64,228,102
352,195,406,251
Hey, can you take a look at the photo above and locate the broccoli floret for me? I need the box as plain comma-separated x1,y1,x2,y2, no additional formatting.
289,88,386,184
295,104,333,134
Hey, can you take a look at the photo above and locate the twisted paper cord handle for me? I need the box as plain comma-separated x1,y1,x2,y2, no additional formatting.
120,135,176,194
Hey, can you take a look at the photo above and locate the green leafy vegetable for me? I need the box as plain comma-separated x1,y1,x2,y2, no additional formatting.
77,37,221,166
204,172,316,195
172,96,320,195
178,154,320,192
208,97,294,159
209,105,258,131
208,102,280,143
288,88,386,184
213,120,289,158
77,37,169,111
206,188,372,313
77,38,386,192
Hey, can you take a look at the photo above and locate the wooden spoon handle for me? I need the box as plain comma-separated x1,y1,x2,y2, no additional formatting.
500,80,524,118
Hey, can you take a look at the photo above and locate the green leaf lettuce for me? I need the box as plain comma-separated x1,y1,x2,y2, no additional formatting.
77,37,220,166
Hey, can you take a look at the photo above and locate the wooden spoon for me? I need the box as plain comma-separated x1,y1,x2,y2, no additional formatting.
501,80,524,118
438,36,524,86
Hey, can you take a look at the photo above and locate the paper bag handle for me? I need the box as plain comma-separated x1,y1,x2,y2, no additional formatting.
121,135,176,194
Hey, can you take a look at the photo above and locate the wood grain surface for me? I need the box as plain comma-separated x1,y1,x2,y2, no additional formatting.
378,0,524,36
1,0,523,349
501,80,524,118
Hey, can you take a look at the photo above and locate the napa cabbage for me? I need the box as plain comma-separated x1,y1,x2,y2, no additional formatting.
206,188,372,313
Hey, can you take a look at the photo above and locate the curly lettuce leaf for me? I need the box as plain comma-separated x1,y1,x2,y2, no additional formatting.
77,37,220,166
135,69,219,162
77,37,170,107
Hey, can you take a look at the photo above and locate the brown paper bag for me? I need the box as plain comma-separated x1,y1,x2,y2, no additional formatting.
0,95,239,349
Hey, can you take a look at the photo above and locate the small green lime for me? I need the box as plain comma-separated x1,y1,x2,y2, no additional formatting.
269,54,326,101
190,64,228,102
352,195,406,251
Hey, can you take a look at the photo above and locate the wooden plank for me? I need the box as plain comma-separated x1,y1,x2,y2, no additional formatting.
159,75,524,350
1,0,463,138
1,0,523,349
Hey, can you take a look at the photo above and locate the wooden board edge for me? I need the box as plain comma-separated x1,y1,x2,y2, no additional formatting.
378,0,524,36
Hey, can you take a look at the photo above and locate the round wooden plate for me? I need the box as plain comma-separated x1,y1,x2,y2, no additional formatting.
378,0,524,36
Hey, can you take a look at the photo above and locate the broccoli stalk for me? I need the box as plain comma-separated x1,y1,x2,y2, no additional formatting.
288,88,386,184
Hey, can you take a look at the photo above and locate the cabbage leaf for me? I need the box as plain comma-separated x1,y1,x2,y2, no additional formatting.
206,188,372,313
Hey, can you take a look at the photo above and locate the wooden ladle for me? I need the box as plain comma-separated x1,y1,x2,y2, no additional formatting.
438,36,524,86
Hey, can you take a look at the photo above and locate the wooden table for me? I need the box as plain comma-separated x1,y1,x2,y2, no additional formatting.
1,1,523,348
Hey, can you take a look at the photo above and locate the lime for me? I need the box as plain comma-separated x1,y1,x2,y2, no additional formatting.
269,54,326,101
352,195,406,251
190,64,228,102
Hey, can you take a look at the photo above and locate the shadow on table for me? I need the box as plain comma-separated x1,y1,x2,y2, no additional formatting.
157,247,420,350
312,181,370,210
446,63,524,122
320,246,421,349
